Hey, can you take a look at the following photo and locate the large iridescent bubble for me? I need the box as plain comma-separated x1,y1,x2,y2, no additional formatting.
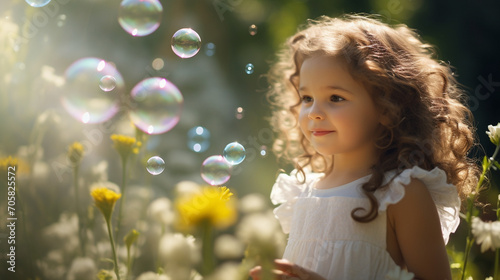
171,28,201,58
61,58,124,124
201,155,232,185
118,0,163,37
129,77,183,135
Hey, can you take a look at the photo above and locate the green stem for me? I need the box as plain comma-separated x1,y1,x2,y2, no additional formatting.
126,246,132,280
461,144,500,280
116,156,128,240
106,217,121,280
461,236,474,280
73,165,86,256
494,248,499,280
201,221,215,276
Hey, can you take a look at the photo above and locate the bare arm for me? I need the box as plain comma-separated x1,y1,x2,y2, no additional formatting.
388,178,452,280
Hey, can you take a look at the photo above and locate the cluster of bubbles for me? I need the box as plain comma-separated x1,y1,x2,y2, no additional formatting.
53,4,260,184
146,156,165,175
25,0,51,7
61,58,124,124
129,77,183,135
117,0,203,59
200,142,246,185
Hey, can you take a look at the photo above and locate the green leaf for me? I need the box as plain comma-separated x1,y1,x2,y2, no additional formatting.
494,160,500,170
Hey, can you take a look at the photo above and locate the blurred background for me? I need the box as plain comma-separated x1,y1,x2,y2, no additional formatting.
0,0,499,279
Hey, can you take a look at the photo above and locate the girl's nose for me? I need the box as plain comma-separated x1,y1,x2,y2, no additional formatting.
308,103,325,120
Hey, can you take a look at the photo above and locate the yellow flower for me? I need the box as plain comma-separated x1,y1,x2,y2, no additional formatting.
67,142,84,165
111,134,138,160
176,186,237,230
90,187,121,222
0,156,18,170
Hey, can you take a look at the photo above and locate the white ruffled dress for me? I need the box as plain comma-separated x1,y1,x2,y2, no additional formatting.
270,166,461,279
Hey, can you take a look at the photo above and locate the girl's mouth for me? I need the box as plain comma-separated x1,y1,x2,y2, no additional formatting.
311,130,334,136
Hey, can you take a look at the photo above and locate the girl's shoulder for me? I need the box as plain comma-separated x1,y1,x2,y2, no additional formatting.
376,166,461,243
270,168,323,205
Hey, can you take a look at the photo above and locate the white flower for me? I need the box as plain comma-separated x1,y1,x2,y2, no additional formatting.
485,277,493,280
214,234,244,259
486,123,500,146
239,193,269,213
205,262,241,280
236,211,282,244
147,197,175,226
136,271,171,280
158,233,200,269
385,266,415,280
67,257,97,280
471,217,500,252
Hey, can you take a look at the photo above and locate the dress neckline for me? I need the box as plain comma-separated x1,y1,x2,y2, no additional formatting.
312,174,372,192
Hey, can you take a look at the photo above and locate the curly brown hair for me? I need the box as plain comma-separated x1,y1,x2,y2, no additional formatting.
267,14,480,222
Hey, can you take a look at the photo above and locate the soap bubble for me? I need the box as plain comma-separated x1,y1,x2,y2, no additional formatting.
235,107,244,120
249,24,257,36
61,58,124,124
205,42,216,56
187,126,210,153
223,142,246,165
146,156,165,175
25,0,51,7
260,145,267,157
201,155,232,185
245,63,254,74
171,28,201,58
129,77,183,135
57,14,66,27
118,0,163,37
99,75,116,92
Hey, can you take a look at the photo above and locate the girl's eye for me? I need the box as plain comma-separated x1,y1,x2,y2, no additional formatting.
301,95,313,103
330,95,345,102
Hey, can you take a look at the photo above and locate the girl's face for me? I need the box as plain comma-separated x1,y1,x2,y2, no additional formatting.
298,55,381,157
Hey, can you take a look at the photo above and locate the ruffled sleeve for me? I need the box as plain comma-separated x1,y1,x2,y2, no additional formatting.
270,170,323,234
375,166,461,244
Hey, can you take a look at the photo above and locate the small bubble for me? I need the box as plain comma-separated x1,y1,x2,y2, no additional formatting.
171,28,202,59
235,107,244,120
249,24,257,36
99,75,117,92
201,155,232,185
245,63,254,74
57,14,66,27
259,145,267,157
187,126,210,153
25,0,51,7
205,42,216,56
146,156,165,175
223,142,246,165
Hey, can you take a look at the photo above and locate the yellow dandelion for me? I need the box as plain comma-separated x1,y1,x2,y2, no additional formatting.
0,156,18,170
67,142,84,165
111,134,138,160
176,186,237,230
90,187,122,222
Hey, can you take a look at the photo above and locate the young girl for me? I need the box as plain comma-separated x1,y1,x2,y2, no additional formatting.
250,14,479,280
